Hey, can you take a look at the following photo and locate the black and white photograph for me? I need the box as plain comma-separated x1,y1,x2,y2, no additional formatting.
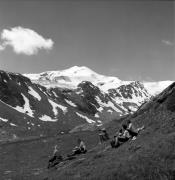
0,0,174,179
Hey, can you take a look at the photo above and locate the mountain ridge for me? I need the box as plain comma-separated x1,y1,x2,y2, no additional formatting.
23,66,173,95
0,68,150,140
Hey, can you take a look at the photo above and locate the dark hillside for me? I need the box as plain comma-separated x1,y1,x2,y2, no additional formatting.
1,81,174,180
43,83,175,180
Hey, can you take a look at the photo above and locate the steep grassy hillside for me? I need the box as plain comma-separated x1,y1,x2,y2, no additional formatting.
43,83,175,180
1,83,175,180
44,109,175,180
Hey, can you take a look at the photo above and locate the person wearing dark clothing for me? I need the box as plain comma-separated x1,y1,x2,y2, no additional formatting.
110,135,120,148
102,128,109,140
99,129,105,143
120,124,130,142
78,139,87,153
48,145,63,169
111,121,145,148
67,139,87,158
110,127,129,148
126,120,144,139
111,123,132,149
99,128,109,144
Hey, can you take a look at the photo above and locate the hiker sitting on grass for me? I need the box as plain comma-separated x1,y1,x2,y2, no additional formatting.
110,122,145,148
110,125,131,148
122,124,131,141
48,145,63,168
126,120,144,139
78,138,87,153
68,138,87,157
98,128,109,144
110,129,123,148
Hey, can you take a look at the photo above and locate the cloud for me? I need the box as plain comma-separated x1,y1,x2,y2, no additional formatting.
161,40,174,46
0,44,5,51
0,26,54,55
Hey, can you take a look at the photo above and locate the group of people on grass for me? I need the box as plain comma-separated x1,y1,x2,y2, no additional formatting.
48,120,144,169
48,138,87,169
110,120,144,148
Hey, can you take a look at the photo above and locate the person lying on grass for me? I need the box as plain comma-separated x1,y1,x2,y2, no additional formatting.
67,138,87,158
48,145,63,169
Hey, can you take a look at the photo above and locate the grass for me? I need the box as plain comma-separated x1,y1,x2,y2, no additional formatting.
43,105,175,180
1,97,175,180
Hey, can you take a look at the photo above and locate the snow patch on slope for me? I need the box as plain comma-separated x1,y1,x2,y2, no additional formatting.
96,96,122,113
48,99,68,115
56,104,67,114
10,123,17,126
0,117,8,122
107,109,113,114
48,99,59,116
15,93,34,117
52,91,58,97
28,86,41,101
76,112,95,124
123,92,146,106
97,107,104,112
39,115,57,122
95,113,100,118
128,106,137,112
65,99,77,107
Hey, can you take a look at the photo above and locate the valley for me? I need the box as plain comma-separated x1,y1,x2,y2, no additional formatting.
0,66,174,180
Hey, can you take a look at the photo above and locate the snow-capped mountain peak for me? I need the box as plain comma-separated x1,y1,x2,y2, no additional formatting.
143,81,173,95
24,66,174,96
24,66,124,91
0,67,173,140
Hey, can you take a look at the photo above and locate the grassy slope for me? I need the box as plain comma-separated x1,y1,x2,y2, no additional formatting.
0,130,101,180
1,106,174,180
1,86,175,180
46,106,175,180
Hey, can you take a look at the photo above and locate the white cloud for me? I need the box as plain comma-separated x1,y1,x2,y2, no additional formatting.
161,40,174,46
0,44,5,51
0,26,54,55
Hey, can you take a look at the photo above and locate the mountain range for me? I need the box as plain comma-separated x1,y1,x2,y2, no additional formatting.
0,66,173,141
24,66,172,95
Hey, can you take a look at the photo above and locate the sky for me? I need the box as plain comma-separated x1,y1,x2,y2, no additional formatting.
0,0,174,81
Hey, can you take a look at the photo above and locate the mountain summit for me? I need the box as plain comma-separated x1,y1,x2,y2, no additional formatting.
24,66,129,91
24,66,173,95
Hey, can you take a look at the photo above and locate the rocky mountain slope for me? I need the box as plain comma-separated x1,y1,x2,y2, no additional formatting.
0,68,150,140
